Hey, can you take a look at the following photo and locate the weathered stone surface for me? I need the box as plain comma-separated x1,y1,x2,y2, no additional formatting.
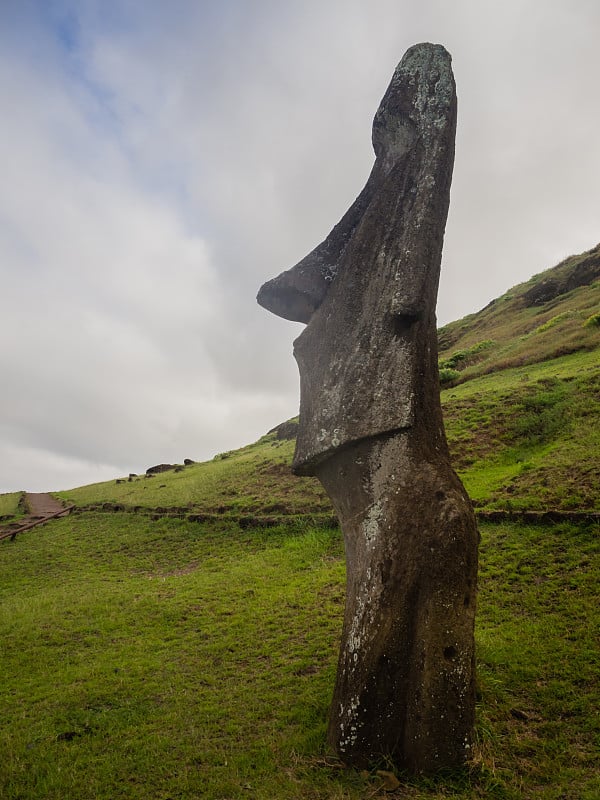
260,44,458,472
521,244,600,307
317,436,478,772
268,419,300,440
257,42,478,774
146,463,177,475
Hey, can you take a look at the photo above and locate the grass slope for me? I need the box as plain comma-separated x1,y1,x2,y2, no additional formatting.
55,350,599,515
443,350,600,511
1,514,598,799
56,436,329,518
1,245,599,798
0,492,24,519
438,242,600,383
51,245,599,515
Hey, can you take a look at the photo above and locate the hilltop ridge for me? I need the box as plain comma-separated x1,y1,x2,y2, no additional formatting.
1,243,598,519
437,242,600,384
38,242,598,518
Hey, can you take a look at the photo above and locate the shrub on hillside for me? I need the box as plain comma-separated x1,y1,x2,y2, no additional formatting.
534,310,580,334
583,312,600,328
439,339,495,372
439,367,461,386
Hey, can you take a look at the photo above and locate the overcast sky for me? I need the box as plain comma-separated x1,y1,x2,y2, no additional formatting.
1,0,599,493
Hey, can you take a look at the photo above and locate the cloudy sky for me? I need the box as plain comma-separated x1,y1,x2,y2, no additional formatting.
1,0,599,493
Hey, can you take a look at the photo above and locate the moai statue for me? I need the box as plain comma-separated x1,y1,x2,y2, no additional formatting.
257,43,478,774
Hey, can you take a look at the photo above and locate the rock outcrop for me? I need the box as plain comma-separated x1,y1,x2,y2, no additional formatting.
146,464,177,475
522,244,600,307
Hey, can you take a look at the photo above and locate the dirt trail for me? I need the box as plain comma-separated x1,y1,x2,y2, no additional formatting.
26,493,66,517
0,493,73,543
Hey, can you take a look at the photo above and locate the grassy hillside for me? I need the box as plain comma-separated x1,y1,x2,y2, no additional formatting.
443,350,599,511
46,244,598,517
56,434,329,520
0,491,24,519
438,244,600,512
1,513,598,799
54,350,599,516
1,245,599,798
437,242,600,383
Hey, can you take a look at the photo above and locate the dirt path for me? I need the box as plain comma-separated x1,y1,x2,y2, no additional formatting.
0,493,73,543
26,493,66,517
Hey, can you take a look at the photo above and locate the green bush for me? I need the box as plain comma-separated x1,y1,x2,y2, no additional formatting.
213,450,233,461
439,367,461,386
583,312,600,328
439,340,495,372
440,350,468,370
534,310,579,334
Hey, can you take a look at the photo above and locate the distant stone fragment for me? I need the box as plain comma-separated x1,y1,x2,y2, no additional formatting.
146,464,177,475
258,43,478,774
268,419,299,440
522,244,600,307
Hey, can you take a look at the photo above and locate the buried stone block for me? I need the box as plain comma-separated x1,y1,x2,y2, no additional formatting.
257,43,478,774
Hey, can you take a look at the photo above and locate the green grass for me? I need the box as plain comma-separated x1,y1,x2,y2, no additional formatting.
438,245,600,382
441,350,600,510
52,347,598,518
57,437,330,517
584,312,600,328
474,522,599,799
2,247,599,797
1,514,598,798
0,491,24,520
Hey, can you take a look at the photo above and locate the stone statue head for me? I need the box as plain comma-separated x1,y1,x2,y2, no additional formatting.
257,44,457,473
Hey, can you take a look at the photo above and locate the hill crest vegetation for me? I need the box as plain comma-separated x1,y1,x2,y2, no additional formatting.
44,244,599,517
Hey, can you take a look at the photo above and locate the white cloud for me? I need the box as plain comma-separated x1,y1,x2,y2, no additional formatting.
1,0,599,492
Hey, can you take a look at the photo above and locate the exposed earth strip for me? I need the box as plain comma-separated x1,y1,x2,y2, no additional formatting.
26,492,67,517
0,493,73,542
